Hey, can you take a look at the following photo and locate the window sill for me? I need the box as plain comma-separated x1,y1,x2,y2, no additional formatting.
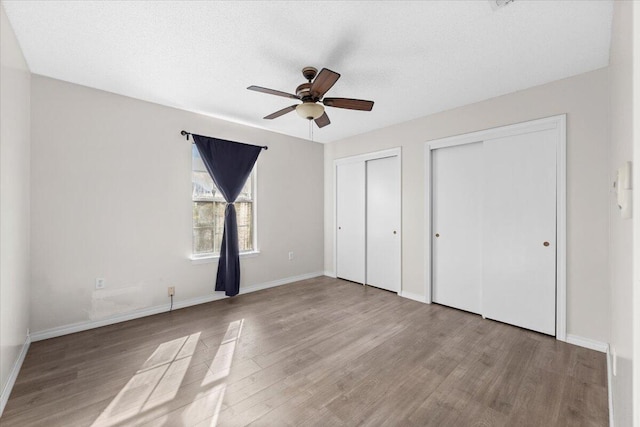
190,250,260,265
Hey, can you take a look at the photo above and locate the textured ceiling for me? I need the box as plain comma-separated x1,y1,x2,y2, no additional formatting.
2,1,613,143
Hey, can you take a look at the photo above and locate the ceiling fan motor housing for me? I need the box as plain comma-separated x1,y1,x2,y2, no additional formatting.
302,66,318,82
296,83,312,100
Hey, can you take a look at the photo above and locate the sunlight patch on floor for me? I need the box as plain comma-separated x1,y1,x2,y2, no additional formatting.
151,319,244,426
91,332,201,427
90,320,245,426
202,319,244,387
194,319,243,426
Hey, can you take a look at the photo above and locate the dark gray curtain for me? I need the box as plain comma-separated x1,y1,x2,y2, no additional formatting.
193,135,263,296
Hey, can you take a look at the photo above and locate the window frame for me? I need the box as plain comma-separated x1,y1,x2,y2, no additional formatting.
190,152,259,263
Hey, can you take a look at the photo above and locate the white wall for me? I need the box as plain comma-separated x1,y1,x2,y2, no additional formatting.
30,76,324,334
325,68,611,343
608,1,635,425
0,3,31,411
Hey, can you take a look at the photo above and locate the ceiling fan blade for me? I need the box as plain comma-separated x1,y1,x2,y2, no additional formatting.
264,104,297,119
314,112,331,128
310,68,340,98
323,98,374,111
248,85,299,99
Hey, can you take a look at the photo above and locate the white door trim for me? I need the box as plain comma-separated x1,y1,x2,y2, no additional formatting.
424,114,567,341
333,147,402,289
334,147,402,166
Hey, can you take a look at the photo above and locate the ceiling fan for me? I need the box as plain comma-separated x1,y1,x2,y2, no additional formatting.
247,66,374,128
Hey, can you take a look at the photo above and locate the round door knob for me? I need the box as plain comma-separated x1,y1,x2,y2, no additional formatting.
338,227,342,230
435,233,440,238
393,231,397,234
543,241,550,247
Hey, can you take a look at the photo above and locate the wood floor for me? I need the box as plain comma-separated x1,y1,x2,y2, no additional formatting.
2,277,608,426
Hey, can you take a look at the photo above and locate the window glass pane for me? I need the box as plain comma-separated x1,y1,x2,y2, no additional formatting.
193,227,214,254
237,178,252,201
213,202,226,250
192,145,255,255
236,201,253,251
192,145,207,172
192,145,225,201
192,171,214,200
193,202,214,226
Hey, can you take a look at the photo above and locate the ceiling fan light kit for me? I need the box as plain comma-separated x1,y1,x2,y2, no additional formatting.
296,102,325,120
247,66,374,129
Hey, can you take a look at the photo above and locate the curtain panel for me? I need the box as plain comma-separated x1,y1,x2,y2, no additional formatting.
193,135,263,296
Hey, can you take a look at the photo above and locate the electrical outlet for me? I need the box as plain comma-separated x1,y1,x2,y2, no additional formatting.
95,278,106,290
168,286,175,297
288,251,294,261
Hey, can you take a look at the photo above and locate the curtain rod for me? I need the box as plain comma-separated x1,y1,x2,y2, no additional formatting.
180,130,268,150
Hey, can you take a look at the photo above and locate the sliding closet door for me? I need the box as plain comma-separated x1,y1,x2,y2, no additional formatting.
431,142,483,314
336,161,366,283
482,129,557,335
366,156,401,292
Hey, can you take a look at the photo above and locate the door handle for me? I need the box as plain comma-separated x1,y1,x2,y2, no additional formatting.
393,231,397,234
435,233,440,238
543,241,550,247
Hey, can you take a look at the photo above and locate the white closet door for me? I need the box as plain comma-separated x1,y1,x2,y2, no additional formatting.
482,129,557,335
366,156,401,292
432,142,483,314
336,161,366,283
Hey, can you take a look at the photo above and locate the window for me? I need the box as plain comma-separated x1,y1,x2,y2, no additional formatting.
192,145,255,257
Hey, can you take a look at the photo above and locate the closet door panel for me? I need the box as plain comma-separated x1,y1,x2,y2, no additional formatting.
336,162,366,283
482,130,557,335
366,156,401,292
431,142,483,314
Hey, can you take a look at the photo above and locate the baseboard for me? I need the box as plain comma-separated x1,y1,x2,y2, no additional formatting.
606,345,614,427
0,334,31,417
399,290,427,303
565,334,609,353
30,271,323,342
238,271,323,294
323,270,336,278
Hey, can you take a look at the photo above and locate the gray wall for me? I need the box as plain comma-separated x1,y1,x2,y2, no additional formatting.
324,68,611,344
0,4,31,408
29,75,324,334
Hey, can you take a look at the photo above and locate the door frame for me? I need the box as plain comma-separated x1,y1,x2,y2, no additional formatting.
424,115,567,341
334,147,402,290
